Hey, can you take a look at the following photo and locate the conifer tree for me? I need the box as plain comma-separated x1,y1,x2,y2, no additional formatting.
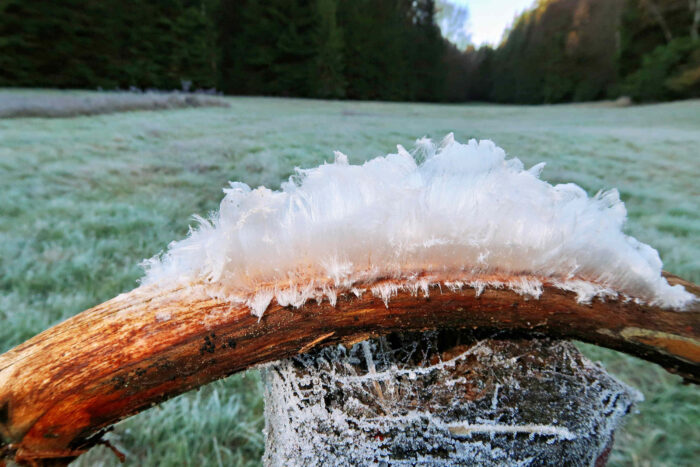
314,0,346,98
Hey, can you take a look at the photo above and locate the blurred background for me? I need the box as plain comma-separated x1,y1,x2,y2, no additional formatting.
0,1,698,466
0,0,699,102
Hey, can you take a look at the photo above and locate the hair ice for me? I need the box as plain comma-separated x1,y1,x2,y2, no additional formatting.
142,135,695,316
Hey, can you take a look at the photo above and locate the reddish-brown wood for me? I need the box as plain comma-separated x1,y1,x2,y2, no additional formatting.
0,273,698,465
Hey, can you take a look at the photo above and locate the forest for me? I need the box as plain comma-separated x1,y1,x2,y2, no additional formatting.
0,0,698,103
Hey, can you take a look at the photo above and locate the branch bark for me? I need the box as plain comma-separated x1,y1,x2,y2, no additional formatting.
0,273,698,465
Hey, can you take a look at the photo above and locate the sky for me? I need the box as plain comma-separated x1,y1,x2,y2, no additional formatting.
450,0,536,46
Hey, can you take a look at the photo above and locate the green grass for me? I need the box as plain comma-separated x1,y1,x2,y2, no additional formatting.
1,90,698,466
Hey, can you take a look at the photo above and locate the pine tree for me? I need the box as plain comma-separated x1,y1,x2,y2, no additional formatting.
313,0,346,98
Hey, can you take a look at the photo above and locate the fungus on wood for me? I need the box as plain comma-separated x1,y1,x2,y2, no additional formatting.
1,137,697,465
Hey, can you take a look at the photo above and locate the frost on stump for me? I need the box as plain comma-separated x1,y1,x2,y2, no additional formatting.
262,331,641,466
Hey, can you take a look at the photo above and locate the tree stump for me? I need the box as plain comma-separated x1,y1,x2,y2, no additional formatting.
262,331,641,466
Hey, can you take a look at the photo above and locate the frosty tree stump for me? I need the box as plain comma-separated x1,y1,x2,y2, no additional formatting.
262,331,640,466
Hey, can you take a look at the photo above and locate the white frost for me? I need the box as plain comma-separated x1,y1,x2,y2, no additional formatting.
261,337,643,466
142,135,695,314
446,423,575,440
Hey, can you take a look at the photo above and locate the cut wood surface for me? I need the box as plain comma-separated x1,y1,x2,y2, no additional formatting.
0,272,698,465
262,333,641,466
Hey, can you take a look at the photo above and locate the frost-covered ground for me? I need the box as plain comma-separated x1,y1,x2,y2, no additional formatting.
0,91,698,465
0,89,228,118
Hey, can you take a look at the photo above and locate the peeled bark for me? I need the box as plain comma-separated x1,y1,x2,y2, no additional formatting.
262,332,641,466
0,273,698,464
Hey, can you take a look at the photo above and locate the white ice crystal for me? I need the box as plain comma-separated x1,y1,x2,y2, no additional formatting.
142,134,695,315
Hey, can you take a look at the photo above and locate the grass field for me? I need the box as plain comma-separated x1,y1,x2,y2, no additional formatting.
0,90,698,466
0,89,228,118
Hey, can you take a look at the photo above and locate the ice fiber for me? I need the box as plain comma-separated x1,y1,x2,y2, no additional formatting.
142,135,695,316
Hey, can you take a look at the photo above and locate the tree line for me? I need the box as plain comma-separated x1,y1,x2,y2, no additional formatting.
0,0,698,103
217,0,445,100
461,0,700,103
0,0,219,91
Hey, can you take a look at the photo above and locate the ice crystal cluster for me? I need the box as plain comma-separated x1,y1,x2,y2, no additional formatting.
143,135,694,315
261,333,642,466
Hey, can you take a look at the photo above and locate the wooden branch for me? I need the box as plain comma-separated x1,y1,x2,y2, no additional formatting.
0,273,698,465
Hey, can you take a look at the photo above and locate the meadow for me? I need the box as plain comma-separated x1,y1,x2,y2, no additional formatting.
0,90,698,466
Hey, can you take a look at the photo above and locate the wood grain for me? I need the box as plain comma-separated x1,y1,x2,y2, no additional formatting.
0,273,698,465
